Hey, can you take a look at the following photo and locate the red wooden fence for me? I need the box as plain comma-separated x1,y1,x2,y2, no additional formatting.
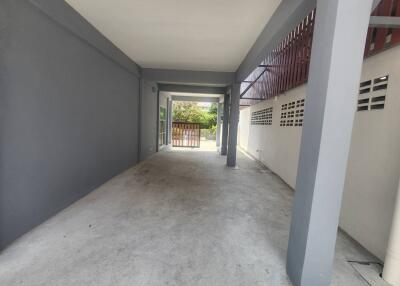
172,122,201,148
241,0,400,106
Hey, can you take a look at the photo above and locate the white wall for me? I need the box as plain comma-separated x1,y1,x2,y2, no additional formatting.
239,86,306,188
340,46,400,260
239,46,400,260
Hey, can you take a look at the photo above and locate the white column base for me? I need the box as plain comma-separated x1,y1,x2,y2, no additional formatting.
383,251,400,286
383,180,400,286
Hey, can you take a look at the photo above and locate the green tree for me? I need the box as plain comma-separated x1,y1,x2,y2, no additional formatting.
207,103,218,127
173,102,217,130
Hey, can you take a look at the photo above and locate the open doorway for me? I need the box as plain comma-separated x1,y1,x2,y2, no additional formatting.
172,101,218,149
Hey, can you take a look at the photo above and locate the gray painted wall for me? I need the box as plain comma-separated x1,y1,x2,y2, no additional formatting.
29,0,141,76
0,0,140,249
140,80,158,161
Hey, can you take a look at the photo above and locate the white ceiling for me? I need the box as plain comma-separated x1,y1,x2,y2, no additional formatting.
65,0,281,72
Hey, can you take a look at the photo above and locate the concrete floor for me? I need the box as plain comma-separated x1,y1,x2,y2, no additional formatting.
0,148,378,286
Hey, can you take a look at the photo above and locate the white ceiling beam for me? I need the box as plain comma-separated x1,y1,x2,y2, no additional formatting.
158,84,225,95
142,68,234,86
171,96,219,103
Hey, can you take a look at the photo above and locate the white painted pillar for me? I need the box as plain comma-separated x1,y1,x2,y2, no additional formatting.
227,83,240,167
383,178,400,286
216,102,222,147
286,0,373,285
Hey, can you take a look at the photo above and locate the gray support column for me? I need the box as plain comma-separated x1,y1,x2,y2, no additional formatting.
156,90,160,152
168,99,173,145
226,84,240,167
286,1,373,285
220,92,230,156
165,98,169,146
137,78,143,161
216,102,222,147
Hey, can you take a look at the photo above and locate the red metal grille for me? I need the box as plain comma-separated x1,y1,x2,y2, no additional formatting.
241,0,400,106
365,0,400,57
172,122,201,148
240,10,315,103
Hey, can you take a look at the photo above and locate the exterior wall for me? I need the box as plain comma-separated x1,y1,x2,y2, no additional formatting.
239,45,400,260
239,86,305,188
340,46,400,260
0,1,140,249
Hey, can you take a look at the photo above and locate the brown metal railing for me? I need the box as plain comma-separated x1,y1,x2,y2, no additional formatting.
172,122,201,148
240,0,400,106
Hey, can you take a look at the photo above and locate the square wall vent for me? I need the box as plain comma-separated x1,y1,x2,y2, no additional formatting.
358,75,389,112
280,99,305,127
251,107,273,125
